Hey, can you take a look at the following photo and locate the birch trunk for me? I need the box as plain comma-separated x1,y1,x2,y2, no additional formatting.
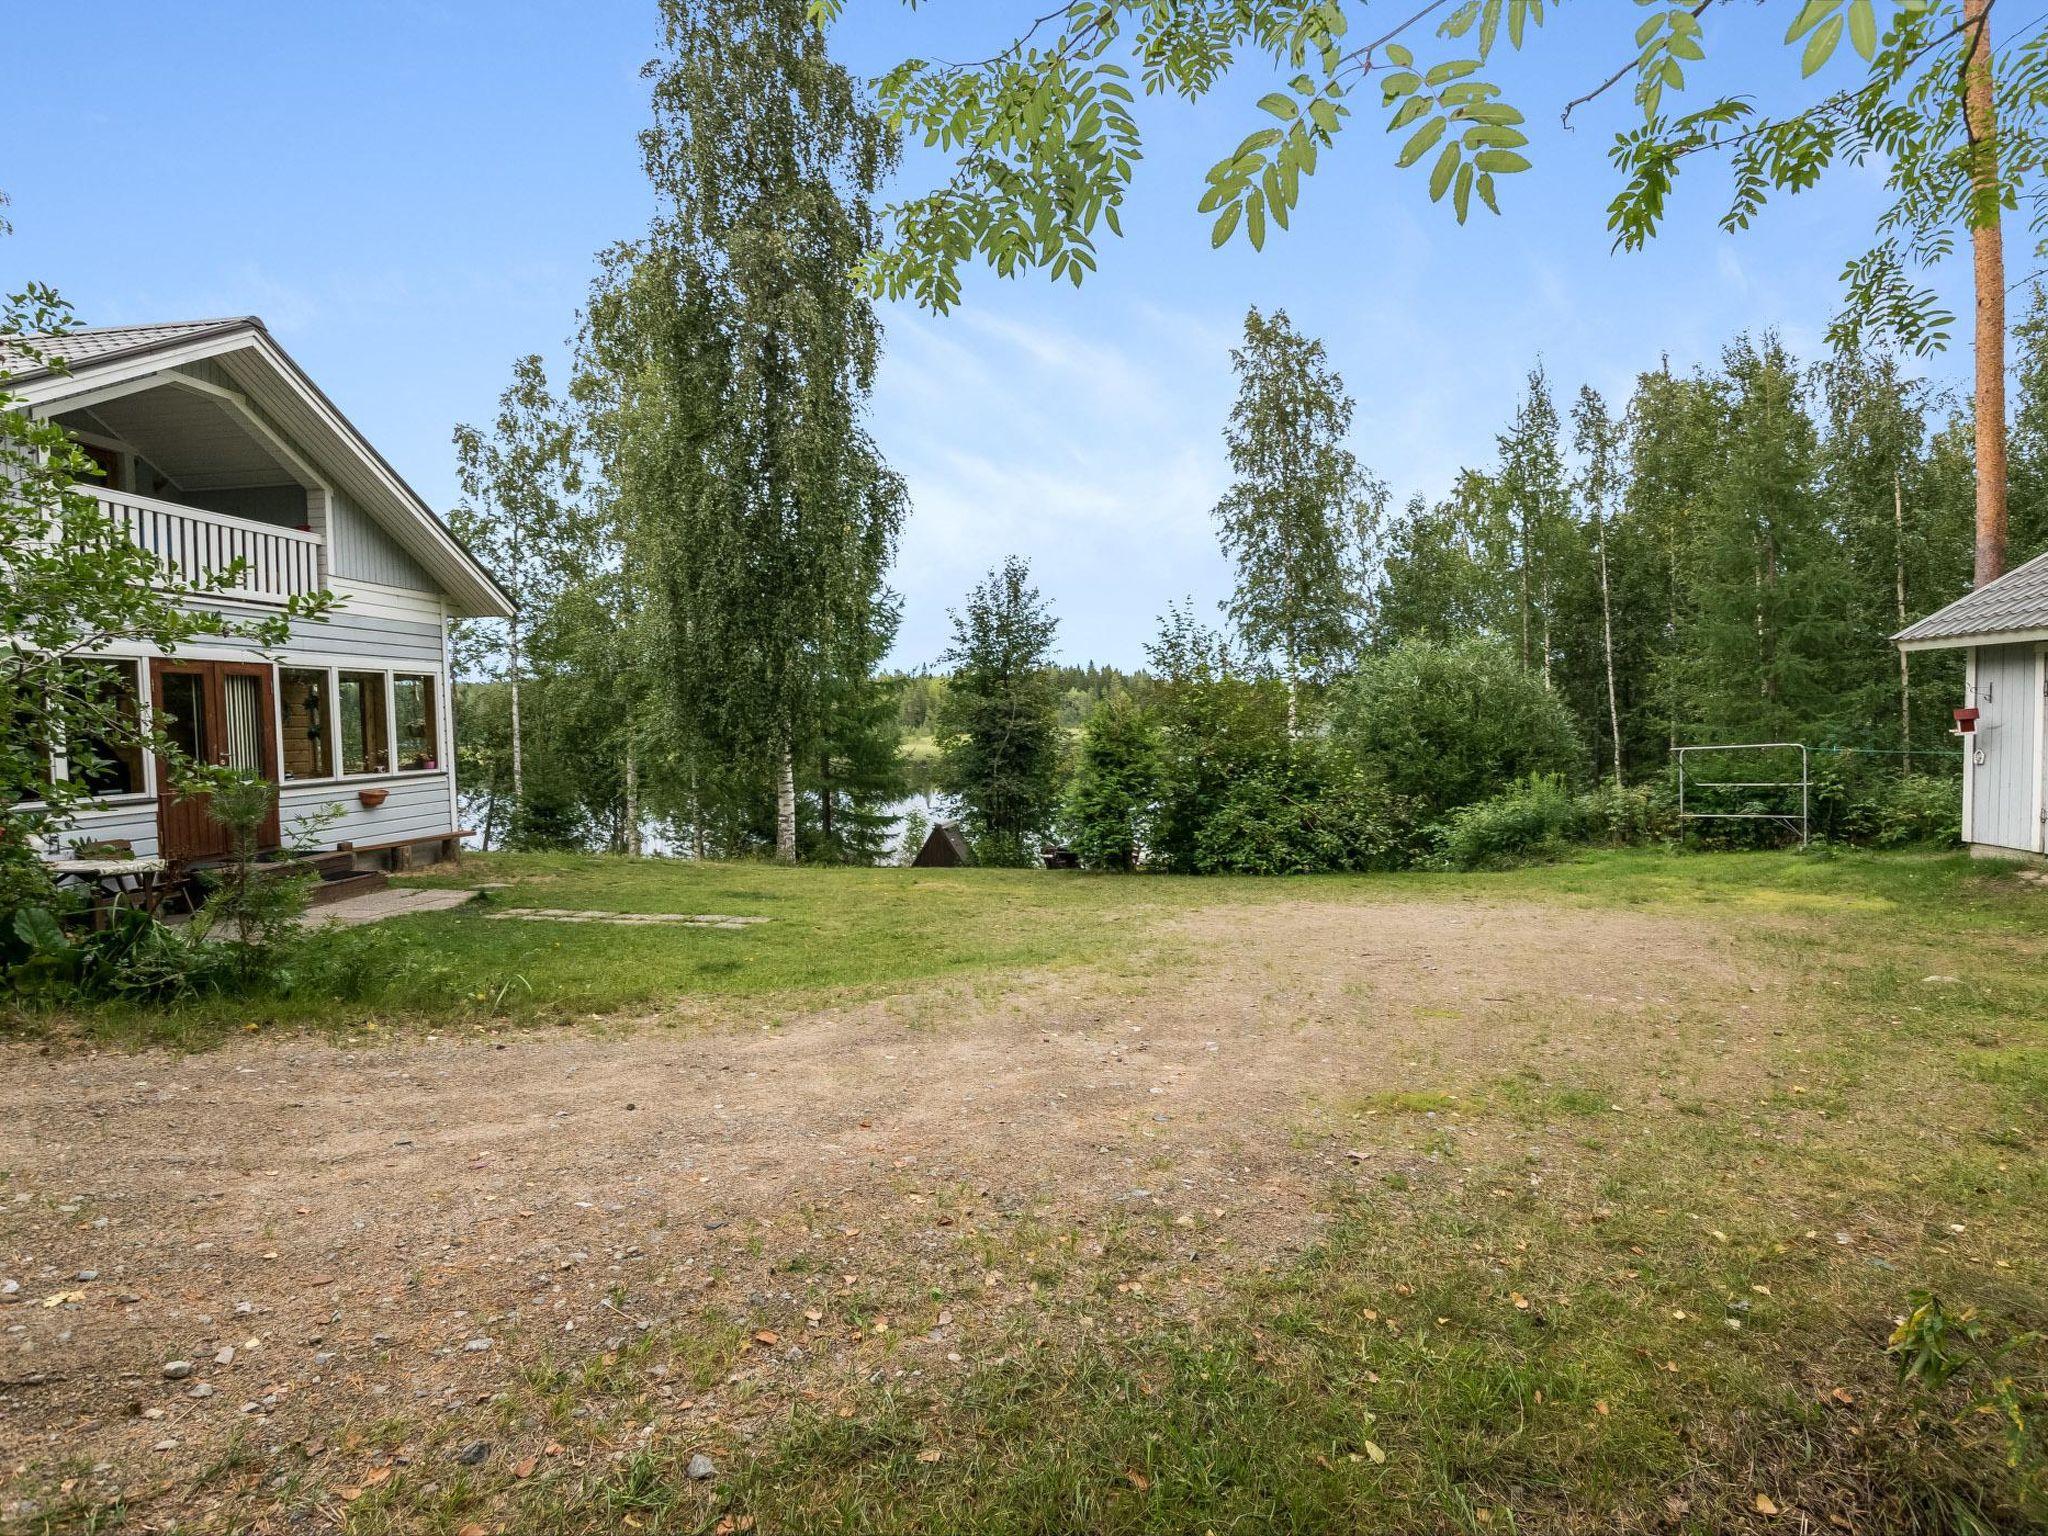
507,610,524,807
623,736,641,857
1894,472,1912,756
1965,0,2009,587
774,745,797,863
1595,503,1622,784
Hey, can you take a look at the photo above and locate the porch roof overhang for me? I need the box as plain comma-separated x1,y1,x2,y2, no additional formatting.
1894,547,2048,653
4,318,514,619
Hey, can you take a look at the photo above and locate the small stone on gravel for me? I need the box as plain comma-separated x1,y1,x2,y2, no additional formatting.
162,1360,194,1380
463,1337,492,1352
455,1442,491,1466
687,1453,716,1481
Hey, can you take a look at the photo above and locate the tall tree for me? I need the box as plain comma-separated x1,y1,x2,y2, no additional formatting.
1211,307,1382,722
848,2,2038,587
1571,386,1625,784
450,355,585,811
935,557,1062,864
1496,365,1568,684
585,0,905,863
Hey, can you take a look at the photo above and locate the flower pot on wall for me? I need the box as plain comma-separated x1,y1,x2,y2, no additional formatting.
358,788,390,809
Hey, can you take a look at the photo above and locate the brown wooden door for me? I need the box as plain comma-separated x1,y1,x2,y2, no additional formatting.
152,660,281,860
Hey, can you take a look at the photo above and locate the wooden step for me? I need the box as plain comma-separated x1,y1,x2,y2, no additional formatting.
307,869,389,908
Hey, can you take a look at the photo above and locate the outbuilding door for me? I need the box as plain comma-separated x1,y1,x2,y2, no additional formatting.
151,660,281,860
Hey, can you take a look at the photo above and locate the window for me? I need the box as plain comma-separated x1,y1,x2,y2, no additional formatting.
338,671,389,776
279,668,331,780
393,674,438,771
64,660,145,796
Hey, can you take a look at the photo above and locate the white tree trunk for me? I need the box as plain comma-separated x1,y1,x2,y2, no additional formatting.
623,735,641,857
774,746,797,864
1595,507,1623,785
508,611,525,807
1895,471,1912,756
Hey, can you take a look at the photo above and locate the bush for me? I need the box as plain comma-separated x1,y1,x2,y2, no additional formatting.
1331,638,1585,818
1434,774,1677,870
1188,750,1416,875
1871,773,1962,848
1062,693,1160,871
1433,775,1581,869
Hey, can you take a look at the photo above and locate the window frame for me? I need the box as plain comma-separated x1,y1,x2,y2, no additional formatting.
264,662,450,787
391,672,440,773
21,655,156,808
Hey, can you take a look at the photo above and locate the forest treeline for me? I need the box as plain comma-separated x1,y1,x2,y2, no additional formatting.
446,0,2030,871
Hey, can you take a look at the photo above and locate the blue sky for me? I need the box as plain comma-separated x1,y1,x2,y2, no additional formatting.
4,2,1979,668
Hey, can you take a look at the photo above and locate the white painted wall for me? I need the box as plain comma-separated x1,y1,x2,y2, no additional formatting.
1967,641,2045,854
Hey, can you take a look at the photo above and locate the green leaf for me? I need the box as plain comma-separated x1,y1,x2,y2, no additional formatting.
1475,169,1501,214
1385,42,1414,67
1211,200,1242,248
1259,92,1300,121
1801,13,1843,75
1847,0,1876,60
1246,191,1267,250
1785,0,1835,43
13,907,67,956
1453,161,1474,222
1380,70,1423,101
1428,140,1460,201
1397,115,1448,168
1473,148,1531,173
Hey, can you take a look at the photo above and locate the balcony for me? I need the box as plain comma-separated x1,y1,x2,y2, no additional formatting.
95,487,322,606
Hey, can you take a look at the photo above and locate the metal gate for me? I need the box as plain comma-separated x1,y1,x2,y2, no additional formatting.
1673,742,1809,848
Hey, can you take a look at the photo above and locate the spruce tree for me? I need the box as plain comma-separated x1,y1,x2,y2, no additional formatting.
935,557,1062,864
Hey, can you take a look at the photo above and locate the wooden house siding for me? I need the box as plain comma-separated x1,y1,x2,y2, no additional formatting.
1968,641,2044,853
330,488,436,591
280,773,457,850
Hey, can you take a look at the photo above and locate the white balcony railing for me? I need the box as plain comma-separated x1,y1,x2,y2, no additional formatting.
95,488,321,606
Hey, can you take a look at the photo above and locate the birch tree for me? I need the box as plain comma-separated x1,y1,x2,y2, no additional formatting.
1571,386,1626,785
585,0,904,864
451,355,584,811
835,1,2037,584
1211,306,1383,723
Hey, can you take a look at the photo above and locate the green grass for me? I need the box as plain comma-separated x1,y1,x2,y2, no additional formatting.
15,848,2048,1532
11,845,2041,1052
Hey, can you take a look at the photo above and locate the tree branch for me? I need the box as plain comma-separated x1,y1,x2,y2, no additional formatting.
1560,0,1720,130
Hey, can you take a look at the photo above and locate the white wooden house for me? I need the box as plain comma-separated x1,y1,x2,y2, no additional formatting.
1896,552,2048,859
7,317,511,869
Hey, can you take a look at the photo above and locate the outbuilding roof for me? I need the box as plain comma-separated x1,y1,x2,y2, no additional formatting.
3,316,513,618
1896,547,2048,651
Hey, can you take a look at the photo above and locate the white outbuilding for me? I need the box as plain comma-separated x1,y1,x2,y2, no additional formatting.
1896,550,2048,859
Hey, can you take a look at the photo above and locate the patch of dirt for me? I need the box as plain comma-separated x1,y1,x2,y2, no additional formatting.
0,896,1771,1524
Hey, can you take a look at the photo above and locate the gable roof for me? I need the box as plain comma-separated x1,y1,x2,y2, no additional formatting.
1896,547,2048,651
3,317,513,619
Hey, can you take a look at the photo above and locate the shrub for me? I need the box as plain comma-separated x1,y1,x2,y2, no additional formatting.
1188,751,1415,875
1872,773,1962,848
1061,693,1160,871
1578,779,1675,846
1433,774,1581,870
1330,638,1584,818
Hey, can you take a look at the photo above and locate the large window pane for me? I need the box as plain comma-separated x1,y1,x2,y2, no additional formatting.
66,660,145,796
338,671,389,776
158,671,208,766
393,675,438,771
279,668,331,779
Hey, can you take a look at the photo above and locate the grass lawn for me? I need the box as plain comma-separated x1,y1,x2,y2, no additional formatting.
4,848,2047,1533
